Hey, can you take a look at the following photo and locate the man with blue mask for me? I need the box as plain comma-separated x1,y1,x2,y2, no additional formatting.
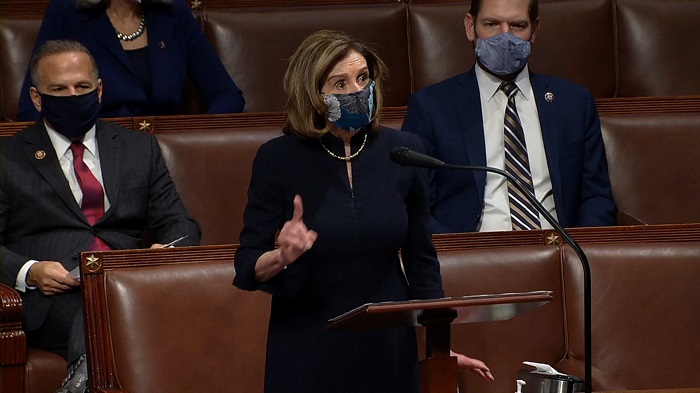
0,39,201,393
402,0,616,233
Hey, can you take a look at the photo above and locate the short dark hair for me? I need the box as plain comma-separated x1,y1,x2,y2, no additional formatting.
30,40,99,88
469,0,539,22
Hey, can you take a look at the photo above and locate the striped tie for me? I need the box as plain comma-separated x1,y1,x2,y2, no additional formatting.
500,82,541,230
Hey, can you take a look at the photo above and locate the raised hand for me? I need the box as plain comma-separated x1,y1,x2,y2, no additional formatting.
277,195,318,266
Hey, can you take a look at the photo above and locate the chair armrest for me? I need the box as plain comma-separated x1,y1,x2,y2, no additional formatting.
1,282,27,392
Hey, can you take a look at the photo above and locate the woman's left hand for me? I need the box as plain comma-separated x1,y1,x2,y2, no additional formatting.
451,350,495,381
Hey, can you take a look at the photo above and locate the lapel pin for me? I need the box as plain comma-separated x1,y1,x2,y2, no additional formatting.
35,150,46,160
159,41,166,50
544,92,555,103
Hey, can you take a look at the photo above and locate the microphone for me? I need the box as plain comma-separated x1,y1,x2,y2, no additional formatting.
390,146,446,169
391,146,593,393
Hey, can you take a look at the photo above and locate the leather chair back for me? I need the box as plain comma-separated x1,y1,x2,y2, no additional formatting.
0,17,41,122
157,127,282,245
82,247,270,393
616,0,700,97
562,242,700,389
437,245,565,393
202,3,410,112
601,113,700,224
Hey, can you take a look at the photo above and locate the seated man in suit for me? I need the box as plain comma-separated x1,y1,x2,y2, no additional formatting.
402,0,616,233
0,39,201,393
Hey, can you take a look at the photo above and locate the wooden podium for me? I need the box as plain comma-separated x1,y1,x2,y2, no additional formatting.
327,291,552,393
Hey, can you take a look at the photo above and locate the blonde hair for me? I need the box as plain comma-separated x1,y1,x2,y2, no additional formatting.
282,30,388,139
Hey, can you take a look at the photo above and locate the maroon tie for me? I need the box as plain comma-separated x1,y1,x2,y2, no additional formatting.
70,142,110,251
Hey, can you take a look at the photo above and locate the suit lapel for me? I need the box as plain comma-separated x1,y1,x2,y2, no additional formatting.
79,9,135,76
95,121,121,222
21,123,85,222
458,68,488,202
530,73,563,210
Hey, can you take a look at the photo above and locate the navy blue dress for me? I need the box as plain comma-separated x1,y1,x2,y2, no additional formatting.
234,127,444,393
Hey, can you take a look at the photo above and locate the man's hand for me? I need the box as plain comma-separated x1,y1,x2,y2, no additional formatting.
27,261,80,295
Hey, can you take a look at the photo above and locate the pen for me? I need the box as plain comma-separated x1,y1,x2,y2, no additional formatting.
163,235,188,248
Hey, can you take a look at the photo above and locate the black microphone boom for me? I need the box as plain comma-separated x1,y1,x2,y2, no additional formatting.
390,146,446,169
390,146,593,393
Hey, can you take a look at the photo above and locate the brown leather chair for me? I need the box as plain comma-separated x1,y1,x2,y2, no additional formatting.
437,245,566,393
0,283,66,393
0,16,41,122
616,0,700,97
562,242,700,389
156,125,283,245
202,2,411,112
78,245,270,393
601,112,700,225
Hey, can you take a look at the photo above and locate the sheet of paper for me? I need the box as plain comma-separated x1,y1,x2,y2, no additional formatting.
67,266,80,281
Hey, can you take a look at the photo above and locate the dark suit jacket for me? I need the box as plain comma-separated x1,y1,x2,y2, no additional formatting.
0,120,201,331
18,0,244,121
402,67,616,233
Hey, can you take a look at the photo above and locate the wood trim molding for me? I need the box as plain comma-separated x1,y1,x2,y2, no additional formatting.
3,96,700,137
432,223,700,251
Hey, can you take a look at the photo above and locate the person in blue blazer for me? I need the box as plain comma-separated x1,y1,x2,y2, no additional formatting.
402,0,616,234
17,0,244,121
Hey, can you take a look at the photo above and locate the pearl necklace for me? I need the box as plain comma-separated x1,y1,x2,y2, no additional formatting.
320,132,368,161
115,13,145,41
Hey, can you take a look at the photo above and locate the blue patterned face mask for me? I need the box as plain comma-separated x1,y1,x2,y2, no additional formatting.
324,80,375,132
475,33,531,76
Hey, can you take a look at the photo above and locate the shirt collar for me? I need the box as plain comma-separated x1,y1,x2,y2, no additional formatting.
476,64,532,103
44,121,98,159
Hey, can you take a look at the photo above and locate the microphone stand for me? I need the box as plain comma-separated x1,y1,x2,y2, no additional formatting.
442,163,592,393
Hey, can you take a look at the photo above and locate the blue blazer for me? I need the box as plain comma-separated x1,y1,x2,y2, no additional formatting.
402,67,616,233
18,0,244,121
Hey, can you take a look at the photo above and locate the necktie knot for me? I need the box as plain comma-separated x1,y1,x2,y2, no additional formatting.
500,82,518,99
70,142,86,160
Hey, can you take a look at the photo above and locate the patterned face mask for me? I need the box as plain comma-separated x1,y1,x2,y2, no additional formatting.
475,32,531,76
324,80,375,132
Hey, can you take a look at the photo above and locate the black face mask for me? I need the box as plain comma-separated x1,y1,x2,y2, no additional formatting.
40,89,101,139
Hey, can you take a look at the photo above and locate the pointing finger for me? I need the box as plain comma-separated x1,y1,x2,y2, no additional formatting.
292,195,304,222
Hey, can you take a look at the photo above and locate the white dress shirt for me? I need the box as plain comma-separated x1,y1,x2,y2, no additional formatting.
475,65,558,232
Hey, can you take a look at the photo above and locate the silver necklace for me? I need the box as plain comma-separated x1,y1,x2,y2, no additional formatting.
115,13,145,42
